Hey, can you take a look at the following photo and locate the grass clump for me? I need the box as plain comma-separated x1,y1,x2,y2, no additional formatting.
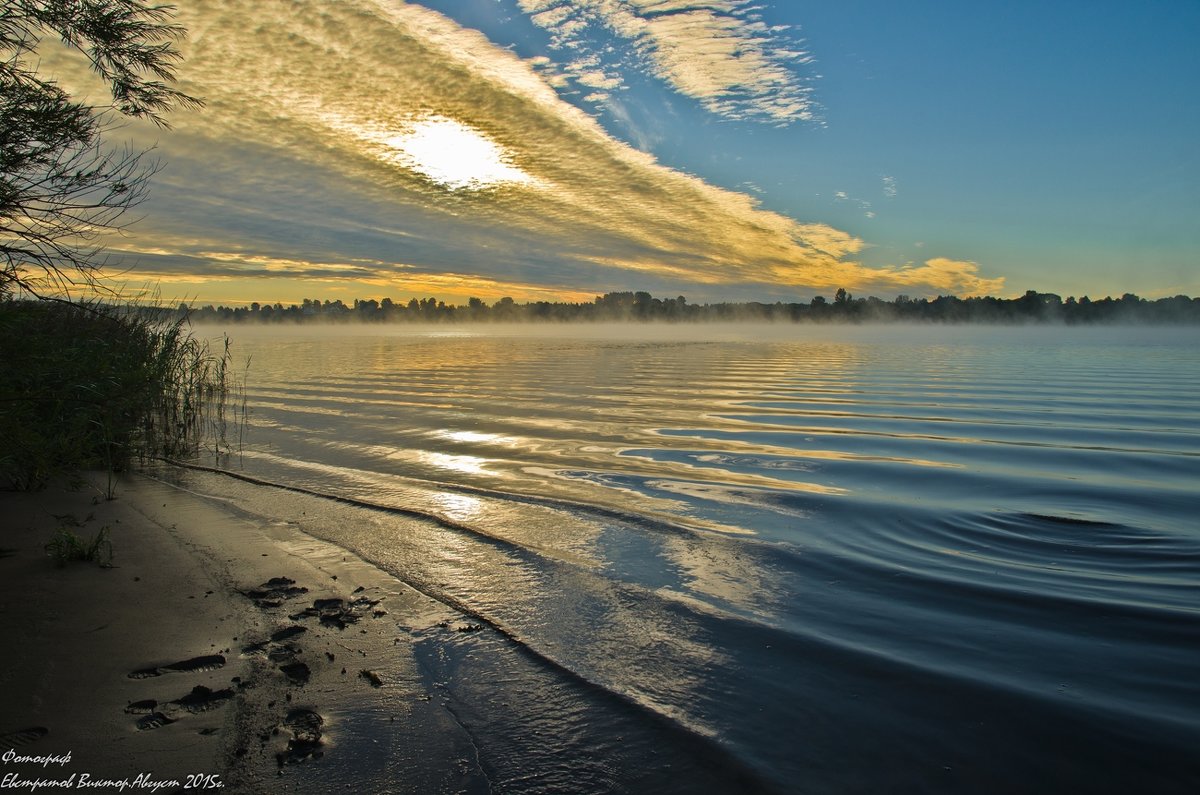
0,299,237,491
45,524,114,568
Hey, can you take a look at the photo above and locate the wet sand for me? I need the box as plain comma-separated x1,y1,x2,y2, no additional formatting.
0,473,492,793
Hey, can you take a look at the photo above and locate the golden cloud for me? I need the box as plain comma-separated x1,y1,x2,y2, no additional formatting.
37,0,1003,301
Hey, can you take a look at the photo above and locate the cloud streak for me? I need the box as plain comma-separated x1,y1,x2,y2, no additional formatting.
518,0,817,123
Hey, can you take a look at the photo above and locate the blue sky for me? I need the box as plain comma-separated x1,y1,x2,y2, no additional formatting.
51,0,1200,304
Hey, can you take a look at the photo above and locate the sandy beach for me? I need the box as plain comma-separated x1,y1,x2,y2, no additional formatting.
0,472,492,794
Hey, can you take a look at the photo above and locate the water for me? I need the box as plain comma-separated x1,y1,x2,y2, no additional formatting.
174,323,1200,793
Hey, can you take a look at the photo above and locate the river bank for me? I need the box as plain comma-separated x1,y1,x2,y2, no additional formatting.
0,473,492,793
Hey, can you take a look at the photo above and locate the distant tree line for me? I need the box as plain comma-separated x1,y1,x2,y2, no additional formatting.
175,289,1200,325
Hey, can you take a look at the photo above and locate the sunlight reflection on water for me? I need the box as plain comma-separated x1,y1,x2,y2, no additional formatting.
185,323,1200,793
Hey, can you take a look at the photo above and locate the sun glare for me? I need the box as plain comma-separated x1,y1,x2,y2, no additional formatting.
381,116,537,191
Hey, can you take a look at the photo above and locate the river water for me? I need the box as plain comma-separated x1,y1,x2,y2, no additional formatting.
171,323,1199,793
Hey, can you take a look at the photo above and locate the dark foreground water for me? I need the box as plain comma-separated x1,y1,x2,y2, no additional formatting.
172,324,1199,793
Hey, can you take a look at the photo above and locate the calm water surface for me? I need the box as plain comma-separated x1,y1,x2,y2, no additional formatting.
173,324,1199,793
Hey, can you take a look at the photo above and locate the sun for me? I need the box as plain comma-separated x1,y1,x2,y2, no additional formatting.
380,116,537,191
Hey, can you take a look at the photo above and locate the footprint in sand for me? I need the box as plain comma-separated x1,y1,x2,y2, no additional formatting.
126,684,236,731
128,654,226,680
125,655,235,731
278,662,311,686
289,595,382,629
270,625,307,643
172,685,235,713
0,726,49,748
135,713,177,731
277,708,324,766
242,577,309,609
242,621,312,686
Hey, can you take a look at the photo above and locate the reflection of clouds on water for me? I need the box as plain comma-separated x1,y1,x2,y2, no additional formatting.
430,492,486,523
658,534,789,619
411,451,491,477
622,447,835,485
428,429,524,448
693,452,817,472
179,327,1200,794
644,478,839,506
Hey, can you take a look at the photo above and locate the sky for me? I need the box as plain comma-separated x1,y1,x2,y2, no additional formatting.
46,0,1200,305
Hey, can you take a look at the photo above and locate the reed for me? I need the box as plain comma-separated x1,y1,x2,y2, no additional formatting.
0,299,239,491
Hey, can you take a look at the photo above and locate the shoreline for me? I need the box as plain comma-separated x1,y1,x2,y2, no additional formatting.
0,472,491,793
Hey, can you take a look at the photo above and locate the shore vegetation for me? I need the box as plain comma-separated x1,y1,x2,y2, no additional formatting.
0,2,227,492
0,299,237,490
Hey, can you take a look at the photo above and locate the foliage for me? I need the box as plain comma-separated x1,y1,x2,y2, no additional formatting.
0,299,236,490
1,0,201,298
45,524,113,567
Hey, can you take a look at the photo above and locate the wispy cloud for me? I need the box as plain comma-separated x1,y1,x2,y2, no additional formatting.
834,189,874,218
517,0,817,124
41,0,1001,303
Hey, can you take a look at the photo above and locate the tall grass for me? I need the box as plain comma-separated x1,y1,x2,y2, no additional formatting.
0,298,240,491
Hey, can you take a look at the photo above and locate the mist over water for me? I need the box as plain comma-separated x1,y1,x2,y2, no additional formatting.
178,323,1200,793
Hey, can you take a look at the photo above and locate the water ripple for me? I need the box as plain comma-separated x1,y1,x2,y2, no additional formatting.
189,325,1200,793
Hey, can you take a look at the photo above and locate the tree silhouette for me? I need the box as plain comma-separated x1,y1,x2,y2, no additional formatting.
1,0,201,299
179,288,1198,325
